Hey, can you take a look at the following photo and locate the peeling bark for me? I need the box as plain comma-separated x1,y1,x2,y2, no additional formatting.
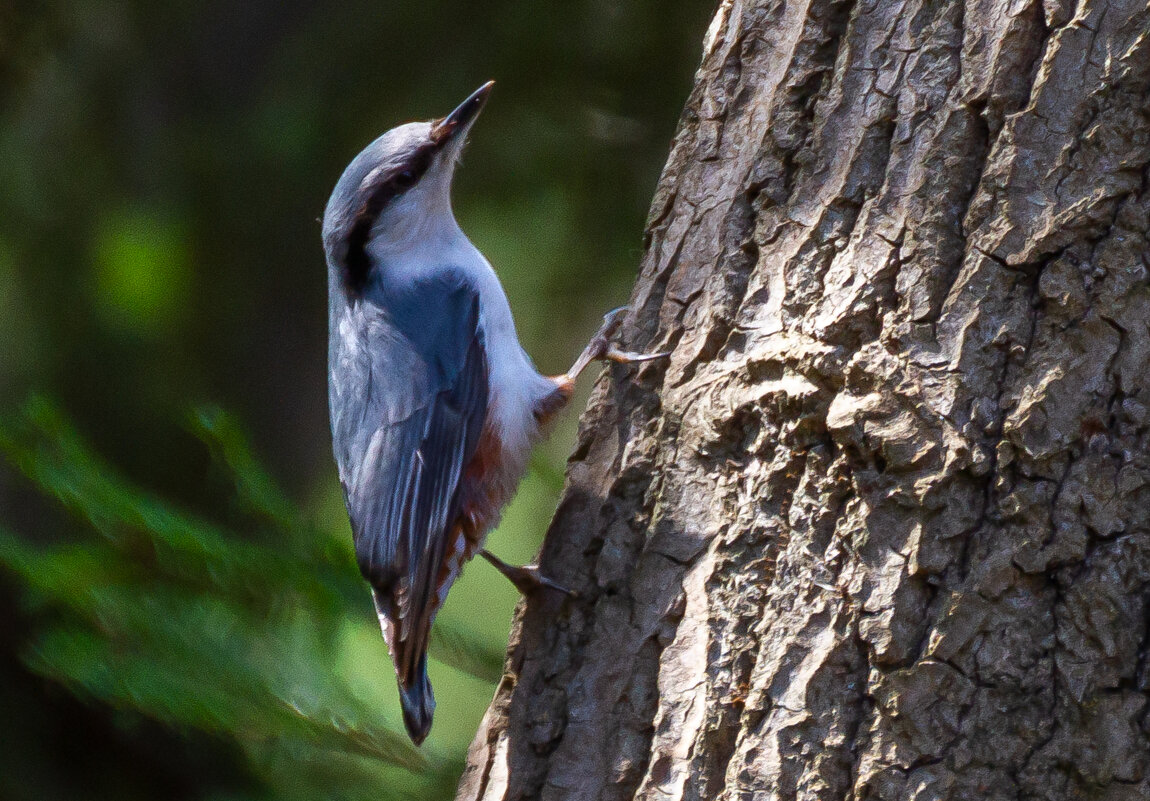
457,0,1150,798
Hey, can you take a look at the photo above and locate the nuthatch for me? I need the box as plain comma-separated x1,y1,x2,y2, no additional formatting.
322,82,665,744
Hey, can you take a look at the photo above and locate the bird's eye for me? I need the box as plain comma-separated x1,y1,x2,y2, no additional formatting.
393,170,417,189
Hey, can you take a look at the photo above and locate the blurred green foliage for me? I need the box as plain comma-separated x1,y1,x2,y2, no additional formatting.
0,1,708,798
1,397,432,795
1,397,509,799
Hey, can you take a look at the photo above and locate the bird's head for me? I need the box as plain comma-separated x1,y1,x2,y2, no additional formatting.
323,81,493,295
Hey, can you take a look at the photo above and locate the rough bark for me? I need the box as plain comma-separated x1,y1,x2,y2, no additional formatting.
457,0,1150,798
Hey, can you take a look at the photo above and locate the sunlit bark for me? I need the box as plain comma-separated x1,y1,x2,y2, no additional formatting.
458,0,1150,798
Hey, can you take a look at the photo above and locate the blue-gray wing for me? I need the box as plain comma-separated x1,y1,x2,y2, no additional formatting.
330,281,488,686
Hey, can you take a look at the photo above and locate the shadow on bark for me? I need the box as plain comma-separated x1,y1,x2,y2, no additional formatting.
459,0,1150,798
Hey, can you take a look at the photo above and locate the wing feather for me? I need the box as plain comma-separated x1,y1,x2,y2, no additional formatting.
331,280,488,688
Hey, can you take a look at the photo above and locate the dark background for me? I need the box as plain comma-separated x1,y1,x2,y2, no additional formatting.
0,1,710,798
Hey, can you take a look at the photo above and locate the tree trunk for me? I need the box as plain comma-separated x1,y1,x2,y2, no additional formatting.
457,0,1150,797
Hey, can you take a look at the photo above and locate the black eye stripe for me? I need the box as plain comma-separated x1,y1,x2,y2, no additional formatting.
341,143,436,297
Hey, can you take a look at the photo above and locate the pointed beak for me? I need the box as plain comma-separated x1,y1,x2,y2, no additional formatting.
430,81,494,146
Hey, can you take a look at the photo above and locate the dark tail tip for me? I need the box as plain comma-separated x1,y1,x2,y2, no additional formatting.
398,658,435,745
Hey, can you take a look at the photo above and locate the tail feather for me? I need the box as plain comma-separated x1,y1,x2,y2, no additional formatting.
398,654,435,745
371,587,436,744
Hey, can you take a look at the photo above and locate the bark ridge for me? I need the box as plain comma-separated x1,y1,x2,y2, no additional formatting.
458,0,1150,798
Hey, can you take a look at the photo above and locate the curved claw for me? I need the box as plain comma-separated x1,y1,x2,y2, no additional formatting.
601,306,628,331
592,307,627,348
606,347,672,365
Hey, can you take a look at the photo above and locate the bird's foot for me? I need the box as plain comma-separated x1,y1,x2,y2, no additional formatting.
480,550,576,598
564,306,670,381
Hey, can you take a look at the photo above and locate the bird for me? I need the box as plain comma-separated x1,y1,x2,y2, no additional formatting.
321,82,666,745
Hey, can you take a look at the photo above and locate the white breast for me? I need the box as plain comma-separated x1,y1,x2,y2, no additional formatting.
475,261,556,491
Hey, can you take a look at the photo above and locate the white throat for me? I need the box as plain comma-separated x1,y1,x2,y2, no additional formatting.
367,169,461,262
